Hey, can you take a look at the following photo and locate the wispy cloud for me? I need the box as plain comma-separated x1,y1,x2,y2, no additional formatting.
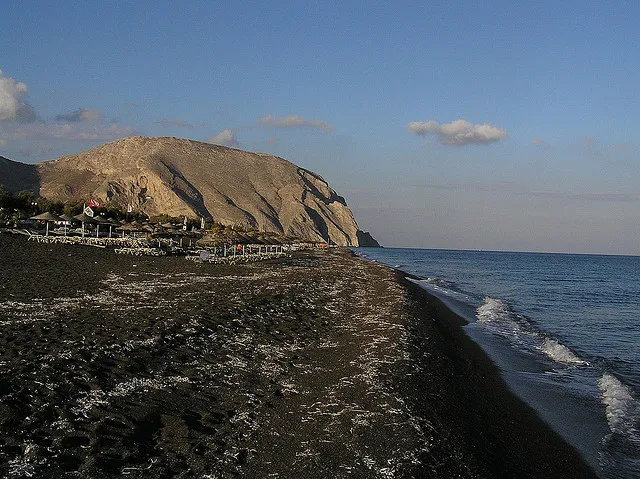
1,122,134,142
571,192,640,202
531,190,640,202
407,119,507,146
410,182,640,203
0,69,37,123
259,114,333,131
583,137,596,151
408,182,520,192
532,137,550,149
157,118,194,129
55,108,102,123
207,128,239,147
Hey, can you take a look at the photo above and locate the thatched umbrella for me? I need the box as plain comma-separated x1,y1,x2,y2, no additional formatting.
58,214,75,235
73,213,98,237
257,235,279,245
115,222,146,238
196,230,227,246
106,218,120,237
31,212,63,236
236,232,257,244
197,229,238,253
268,235,287,245
94,215,119,238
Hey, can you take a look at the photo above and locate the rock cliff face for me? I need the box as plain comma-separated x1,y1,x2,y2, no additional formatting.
3,137,379,246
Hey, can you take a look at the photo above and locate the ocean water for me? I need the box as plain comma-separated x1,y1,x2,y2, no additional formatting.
355,247,640,478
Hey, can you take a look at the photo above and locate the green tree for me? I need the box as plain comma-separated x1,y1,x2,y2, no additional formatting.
0,184,9,209
16,190,36,214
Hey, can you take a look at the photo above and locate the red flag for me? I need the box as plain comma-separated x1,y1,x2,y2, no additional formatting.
88,197,101,208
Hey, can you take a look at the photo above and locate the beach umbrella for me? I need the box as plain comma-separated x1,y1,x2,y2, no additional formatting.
196,231,227,246
94,215,118,238
73,212,98,238
115,222,145,238
106,218,120,237
58,214,75,235
93,215,105,237
30,212,63,236
116,222,143,231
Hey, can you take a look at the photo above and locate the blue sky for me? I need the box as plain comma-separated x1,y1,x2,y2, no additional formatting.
1,1,639,254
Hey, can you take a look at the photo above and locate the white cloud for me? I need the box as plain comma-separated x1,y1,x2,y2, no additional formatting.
0,69,135,153
259,114,333,131
0,122,133,143
55,108,102,123
407,119,507,146
207,128,239,147
0,69,37,123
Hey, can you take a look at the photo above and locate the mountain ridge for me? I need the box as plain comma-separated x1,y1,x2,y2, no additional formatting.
0,137,379,246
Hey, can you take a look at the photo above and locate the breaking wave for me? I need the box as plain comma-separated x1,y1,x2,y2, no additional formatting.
424,277,458,290
412,277,474,304
539,338,589,366
476,297,512,322
598,373,640,439
476,298,589,368
597,373,640,476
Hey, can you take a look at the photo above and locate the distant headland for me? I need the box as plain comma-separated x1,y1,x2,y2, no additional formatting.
0,136,380,247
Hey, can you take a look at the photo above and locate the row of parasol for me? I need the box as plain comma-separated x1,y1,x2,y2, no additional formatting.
29,212,167,237
29,213,308,245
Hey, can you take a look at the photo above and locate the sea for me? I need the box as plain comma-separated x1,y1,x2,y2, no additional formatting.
355,247,640,479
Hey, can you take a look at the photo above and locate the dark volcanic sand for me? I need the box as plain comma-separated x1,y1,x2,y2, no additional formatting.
0,234,596,478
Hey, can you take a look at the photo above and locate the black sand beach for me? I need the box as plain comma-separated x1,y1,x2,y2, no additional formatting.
0,234,596,478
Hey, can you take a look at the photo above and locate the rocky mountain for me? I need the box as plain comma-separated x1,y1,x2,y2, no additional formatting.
0,156,39,193
0,137,379,246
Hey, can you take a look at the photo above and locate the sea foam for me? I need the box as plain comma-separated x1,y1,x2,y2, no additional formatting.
477,299,589,367
597,373,640,475
476,297,511,322
539,338,588,366
598,373,640,440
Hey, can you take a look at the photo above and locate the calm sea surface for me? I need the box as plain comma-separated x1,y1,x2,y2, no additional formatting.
356,247,640,478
